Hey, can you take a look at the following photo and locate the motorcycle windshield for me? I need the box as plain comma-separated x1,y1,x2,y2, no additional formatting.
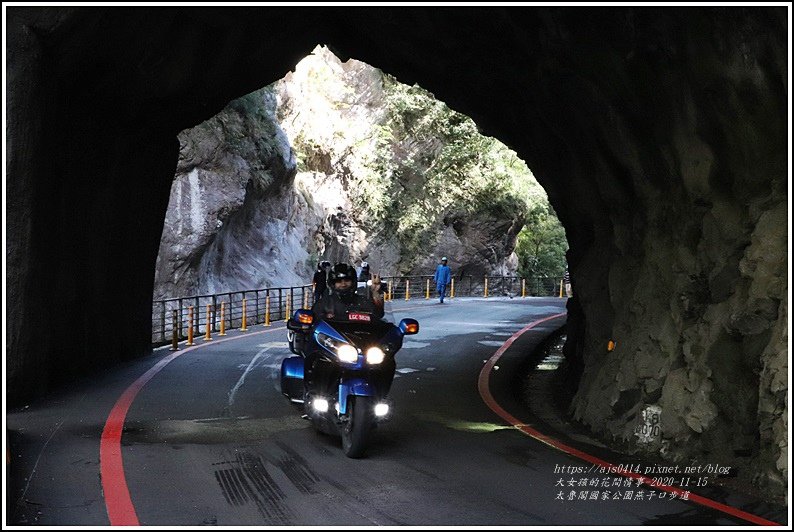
355,282,395,323
323,316,395,348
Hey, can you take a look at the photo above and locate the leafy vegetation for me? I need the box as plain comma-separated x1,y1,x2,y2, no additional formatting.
515,203,568,279
367,75,566,275
262,64,568,277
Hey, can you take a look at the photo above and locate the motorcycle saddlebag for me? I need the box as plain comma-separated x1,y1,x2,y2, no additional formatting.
280,356,305,403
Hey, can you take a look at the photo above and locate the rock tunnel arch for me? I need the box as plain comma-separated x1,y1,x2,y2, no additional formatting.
7,7,788,490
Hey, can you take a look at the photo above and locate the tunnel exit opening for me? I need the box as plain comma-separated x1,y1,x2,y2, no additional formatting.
154,44,570,306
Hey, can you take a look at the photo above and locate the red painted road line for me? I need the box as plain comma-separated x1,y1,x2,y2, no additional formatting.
100,327,283,526
477,313,781,527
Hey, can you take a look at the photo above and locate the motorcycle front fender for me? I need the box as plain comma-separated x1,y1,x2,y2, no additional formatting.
337,378,375,415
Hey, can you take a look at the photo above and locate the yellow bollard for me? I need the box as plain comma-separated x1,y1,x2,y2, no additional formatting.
451,278,455,298
170,309,179,351
388,281,393,301
559,279,564,298
484,277,489,298
241,299,248,331
219,302,226,336
521,279,526,298
187,306,194,346
405,280,410,301
425,278,430,299
285,295,291,322
264,295,271,326
204,304,212,341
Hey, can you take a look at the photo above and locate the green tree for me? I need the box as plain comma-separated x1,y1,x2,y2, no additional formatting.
516,203,568,279
377,76,550,268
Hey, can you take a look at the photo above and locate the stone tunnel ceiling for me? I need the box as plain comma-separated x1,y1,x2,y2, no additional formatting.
6,7,788,490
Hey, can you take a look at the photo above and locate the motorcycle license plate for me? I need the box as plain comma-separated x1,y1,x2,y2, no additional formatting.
348,312,371,322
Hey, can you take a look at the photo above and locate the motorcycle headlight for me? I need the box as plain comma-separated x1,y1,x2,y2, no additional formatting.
317,332,359,363
366,347,385,365
337,344,359,363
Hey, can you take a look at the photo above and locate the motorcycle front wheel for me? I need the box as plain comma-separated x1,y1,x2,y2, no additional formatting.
341,396,374,458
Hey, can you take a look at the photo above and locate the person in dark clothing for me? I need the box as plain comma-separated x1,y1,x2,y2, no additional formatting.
357,261,371,283
312,261,331,303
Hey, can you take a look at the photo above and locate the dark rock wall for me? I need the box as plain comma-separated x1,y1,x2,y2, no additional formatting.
7,7,319,399
6,7,787,488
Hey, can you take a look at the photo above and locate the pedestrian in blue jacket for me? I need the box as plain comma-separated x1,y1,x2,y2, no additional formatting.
434,257,452,304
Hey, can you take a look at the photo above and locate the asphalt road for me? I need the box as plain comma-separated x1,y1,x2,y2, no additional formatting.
5,297,784,526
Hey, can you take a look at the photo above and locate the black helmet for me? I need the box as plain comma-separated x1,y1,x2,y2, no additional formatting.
329,263,356,284
329,263,357,302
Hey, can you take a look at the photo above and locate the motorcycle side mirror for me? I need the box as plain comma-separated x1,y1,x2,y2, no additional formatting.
288,309,314,331
399,318,419,335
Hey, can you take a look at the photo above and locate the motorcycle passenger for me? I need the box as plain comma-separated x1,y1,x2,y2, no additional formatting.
358,261,370,283
313,260,332,303
356,261,371,293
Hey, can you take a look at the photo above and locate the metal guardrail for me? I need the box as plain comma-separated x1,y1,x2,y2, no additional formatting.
381,275,560,300
151,276,560,346
152,285,313,345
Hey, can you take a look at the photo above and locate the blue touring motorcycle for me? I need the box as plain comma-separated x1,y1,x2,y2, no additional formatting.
282,307,419,457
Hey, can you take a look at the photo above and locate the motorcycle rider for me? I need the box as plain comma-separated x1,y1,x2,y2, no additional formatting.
304,263,386,397
313,262,384,320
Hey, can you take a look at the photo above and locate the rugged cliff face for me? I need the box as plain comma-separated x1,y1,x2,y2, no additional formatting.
7,7,787,493
153,87,300,297
154,47,539,299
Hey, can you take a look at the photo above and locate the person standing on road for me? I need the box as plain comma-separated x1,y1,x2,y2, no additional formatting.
434,256,452,304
